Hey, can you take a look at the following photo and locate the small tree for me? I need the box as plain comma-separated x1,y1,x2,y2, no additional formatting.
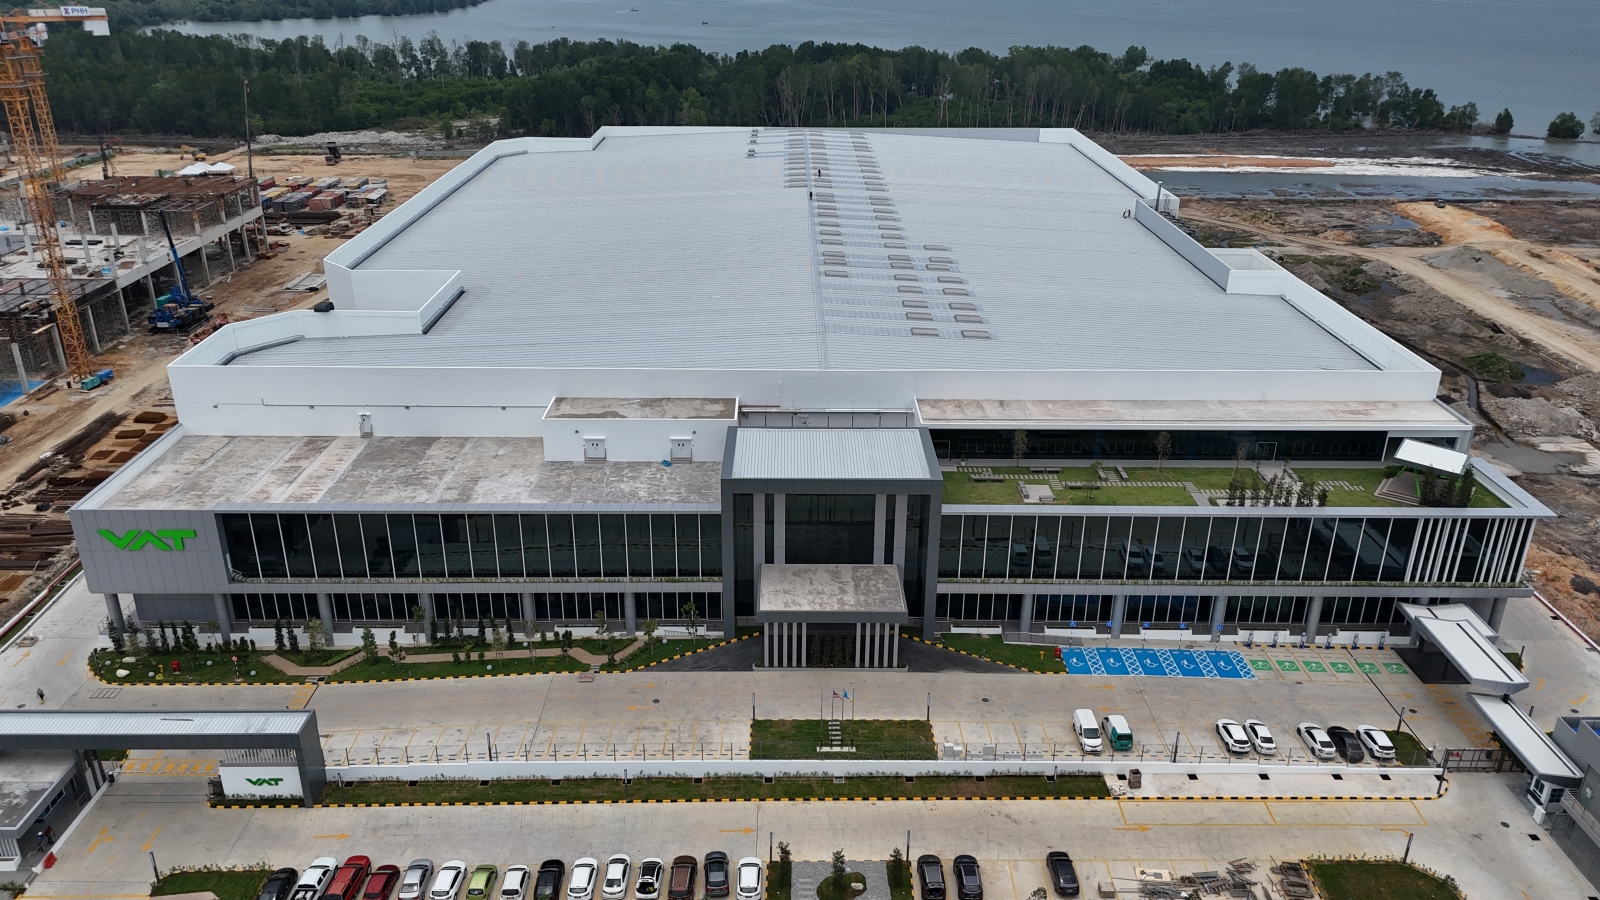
888,848,909,890
410,605,426,644
306,617,326,654
595,610,608,638
642,619,659,650
777,842,792,892
830,850,847,888
182,622,199,654
1548,111,1585,139
274,619,286,652
1492,107,1514,134
561,630,573,653
1012,429,1029,467
1153,431,1172,472
126,623,143,655
476,617,487,647
1028,889,1048,900
1453,466,1478,507
108,621,124,652
156,621,170,654
388,630,405,664
361,625,378,661
490,621,507,661
287,623,301,652
682,600,701,643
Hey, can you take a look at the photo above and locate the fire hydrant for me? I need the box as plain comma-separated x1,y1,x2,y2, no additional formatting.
170,660,181,674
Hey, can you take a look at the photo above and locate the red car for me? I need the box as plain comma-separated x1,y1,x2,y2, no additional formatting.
325,857,373,900
365,866,401,900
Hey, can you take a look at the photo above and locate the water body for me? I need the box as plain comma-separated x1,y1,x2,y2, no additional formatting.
168,0,1600,129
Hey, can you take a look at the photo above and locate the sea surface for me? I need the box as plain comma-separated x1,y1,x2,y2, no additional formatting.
168,0,1600,130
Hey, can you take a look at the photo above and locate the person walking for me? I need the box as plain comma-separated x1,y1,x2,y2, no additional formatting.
44,825,55,846
36,686,44,704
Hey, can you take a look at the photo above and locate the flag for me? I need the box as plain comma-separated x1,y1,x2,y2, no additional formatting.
833,691,841,699
842,691,851,700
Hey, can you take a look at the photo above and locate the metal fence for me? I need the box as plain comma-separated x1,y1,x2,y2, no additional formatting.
1439,747,1521,773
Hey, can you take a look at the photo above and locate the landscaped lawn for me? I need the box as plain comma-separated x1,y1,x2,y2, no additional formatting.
750,719,936,759
942,472,1195,506
307,774,1109,805
937,633,1066,673
1294,467,1507,509
90,648,290,684
1126,466,1264,490
152,870,272,900
275,647,362,667
1307,860,1461,900
328,652,588,681
1385,730,1432,767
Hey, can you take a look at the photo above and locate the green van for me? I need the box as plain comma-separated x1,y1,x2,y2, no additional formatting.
1101,715,1133,752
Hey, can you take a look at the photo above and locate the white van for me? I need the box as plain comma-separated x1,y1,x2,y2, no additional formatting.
1073,708,1103,753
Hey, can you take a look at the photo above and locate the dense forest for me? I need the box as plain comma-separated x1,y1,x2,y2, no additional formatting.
43,30,1482,140
103,0,486,29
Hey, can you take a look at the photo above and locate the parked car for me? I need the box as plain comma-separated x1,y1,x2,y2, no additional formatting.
1325,726,1365,763
1044,852,1078,898
1243,720,1276,755
1357,725,1397,760
534,861,566,900
568,859,599,900
1100,715,1133,752
1181,547,1206,576
260,867,300,900
602,856,632,900
1231,545,1255,576
704,853,730,898
1215,719,1251,754
501,866,531,900
326,857,373,900
1072,708,1102,753
431,862,468,900
952,856,982,900
635,859,664,900
916,855,945,900
399,861,434,900
1297,723,1337,760
735,859,762,900
667,856,697,900
366,866,402,900
467,866,500,900
299,859,339,898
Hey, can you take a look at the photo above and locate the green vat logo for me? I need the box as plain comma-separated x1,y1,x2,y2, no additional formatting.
97,529,197,551
245,777,284,786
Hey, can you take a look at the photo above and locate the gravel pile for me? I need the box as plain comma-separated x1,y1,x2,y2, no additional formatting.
1480,396,1598,440
254,129,441,149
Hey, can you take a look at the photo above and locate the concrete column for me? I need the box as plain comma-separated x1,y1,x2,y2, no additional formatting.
50,325,65,374
892,625,899,667
800,622,807,668
83,303,101,355
1018,593,1033,634
113,287,130,337
1489,597,1509,631
1109,595,1128,636
855,622,862,668
199,246,212,286
212,593,232,642
142,273,155,304
11,344,29,397
1210,595,1228,643
422,593,435,643
773,494,786,565
624,591,637,635
1302,596,1324,644
102,594,126,632
763,624,770,667
867,623,875,668
753,493,765,599
226,232,237,272
316,591,336,634
520,593,535,634
893,494,908,571
873,494,887,564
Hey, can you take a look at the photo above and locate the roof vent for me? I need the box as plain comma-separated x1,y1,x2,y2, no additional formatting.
878,224,903,232
942,288,970,296
924,244,949,251
901,299,930,308
937,276,965,283
891,262,914,269
869,195,891,202
821,238,844,245
888,254,912,261
906,311,934,321
313,300,335,312
883,242,907,249
961,330,991,340
893,273,918,281
825,269,849,278
926,264,951,271
954,314,984,323
929,256,953,263
949,302,978,311
897,285,924,293
911,327,940,337
747,149,755,157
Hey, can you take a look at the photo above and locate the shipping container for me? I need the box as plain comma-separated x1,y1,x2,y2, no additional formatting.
342,176,370,189
257,176,276,189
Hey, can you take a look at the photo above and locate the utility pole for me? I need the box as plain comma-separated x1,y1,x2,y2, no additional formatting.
243,78,254,180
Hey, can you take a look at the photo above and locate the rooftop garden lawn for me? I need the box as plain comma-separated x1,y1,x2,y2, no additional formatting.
1294,467,1508,509
1125,466,1265,490
941,471,1195,506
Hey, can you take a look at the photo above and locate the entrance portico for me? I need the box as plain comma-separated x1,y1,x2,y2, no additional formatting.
759,563,909,668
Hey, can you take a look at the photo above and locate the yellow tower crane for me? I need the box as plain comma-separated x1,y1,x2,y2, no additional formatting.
0,7,109,387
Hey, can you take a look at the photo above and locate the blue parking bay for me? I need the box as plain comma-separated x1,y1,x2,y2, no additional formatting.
1054,646,1253,679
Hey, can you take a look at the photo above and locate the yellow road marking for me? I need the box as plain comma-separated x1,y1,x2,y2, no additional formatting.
140,827,161,852
58,649,75,666
12,650,31,666
1570,693,1589,705
85,828,114,854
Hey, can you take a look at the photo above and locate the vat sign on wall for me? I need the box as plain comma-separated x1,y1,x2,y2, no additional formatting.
220,766,303,799
98,529,196,551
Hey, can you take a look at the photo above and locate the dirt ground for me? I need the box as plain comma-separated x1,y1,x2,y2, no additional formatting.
0,148,464,617
1122,154,1336,170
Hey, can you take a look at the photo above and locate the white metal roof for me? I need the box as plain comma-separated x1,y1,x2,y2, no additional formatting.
729,428,933,480
1395,438,1469,475
1400,603,1528,693
0,710,313,738
235,129,1373,373
1467,693,1583,783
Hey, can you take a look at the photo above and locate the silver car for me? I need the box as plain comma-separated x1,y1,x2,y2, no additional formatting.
400,861,435,900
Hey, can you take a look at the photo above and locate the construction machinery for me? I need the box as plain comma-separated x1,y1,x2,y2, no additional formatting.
324,141,342,165
147,209,213,334
0,7,109,387
180,143,206,161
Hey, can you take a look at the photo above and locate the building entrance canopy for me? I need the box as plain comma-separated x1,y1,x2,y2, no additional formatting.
1400,603,1528,693
758,564,907,669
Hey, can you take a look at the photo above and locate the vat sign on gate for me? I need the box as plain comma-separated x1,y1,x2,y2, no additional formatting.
220,766,304,799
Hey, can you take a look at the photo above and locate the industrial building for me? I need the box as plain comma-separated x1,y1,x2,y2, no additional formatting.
68,126,1551,667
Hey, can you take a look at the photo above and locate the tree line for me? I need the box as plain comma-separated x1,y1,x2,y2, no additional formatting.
42,29,1490,140
102,0,486,29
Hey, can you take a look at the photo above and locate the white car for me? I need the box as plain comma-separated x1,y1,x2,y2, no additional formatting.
1215,718,1251,754
1358,725,1397,760
501,866,531,900
432,862,468,900
602,856,632,900
736,858,763,900
299,858,338,894
1297,722,1338,760
567,859,599,900
1243,719,1276,755
634,859,664,900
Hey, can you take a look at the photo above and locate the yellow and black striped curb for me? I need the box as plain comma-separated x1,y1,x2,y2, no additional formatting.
86,634,757,687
